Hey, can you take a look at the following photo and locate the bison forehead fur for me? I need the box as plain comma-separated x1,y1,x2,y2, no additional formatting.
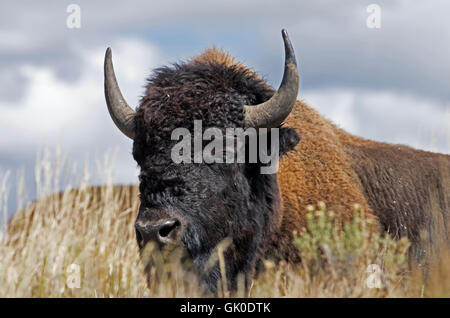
133,54,272,164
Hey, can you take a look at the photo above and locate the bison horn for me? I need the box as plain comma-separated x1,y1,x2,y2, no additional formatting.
104,47,136,139
244,29,300,128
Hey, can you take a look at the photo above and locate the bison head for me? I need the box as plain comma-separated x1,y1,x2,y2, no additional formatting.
104,30,300,293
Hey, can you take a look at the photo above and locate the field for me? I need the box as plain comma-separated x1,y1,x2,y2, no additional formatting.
0,149,449,298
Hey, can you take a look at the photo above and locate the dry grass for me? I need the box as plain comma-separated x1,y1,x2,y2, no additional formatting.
0,148,449,298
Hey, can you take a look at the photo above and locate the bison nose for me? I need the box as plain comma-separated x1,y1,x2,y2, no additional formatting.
135,219,181,248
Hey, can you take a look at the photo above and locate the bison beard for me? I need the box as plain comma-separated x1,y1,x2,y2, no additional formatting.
104,38,450,294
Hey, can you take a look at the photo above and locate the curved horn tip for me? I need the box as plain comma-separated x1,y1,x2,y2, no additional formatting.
281,29,297,66
243,30,299,128
103,46,136,139
105,47,112,60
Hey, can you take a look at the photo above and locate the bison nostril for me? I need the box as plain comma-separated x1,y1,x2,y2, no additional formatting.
135,219,182,247
158,219,181,238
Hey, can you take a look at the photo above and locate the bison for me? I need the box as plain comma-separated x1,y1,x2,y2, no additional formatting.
103,29,449,293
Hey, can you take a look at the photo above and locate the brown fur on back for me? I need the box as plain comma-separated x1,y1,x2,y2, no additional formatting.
345,143,449,259
276,102,379,261
277,101,449,262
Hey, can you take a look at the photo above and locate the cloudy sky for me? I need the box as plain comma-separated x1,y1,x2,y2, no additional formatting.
0,0,449,217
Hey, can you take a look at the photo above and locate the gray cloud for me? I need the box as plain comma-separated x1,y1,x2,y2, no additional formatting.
2,1,449,100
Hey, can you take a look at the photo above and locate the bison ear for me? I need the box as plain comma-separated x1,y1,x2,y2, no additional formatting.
279,127,301,157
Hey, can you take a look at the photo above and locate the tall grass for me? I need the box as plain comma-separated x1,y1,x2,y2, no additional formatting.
0,149,448,297
0,149,147,297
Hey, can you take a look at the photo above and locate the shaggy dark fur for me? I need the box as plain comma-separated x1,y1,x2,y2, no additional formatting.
132,61,300,293
346,144,450,261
